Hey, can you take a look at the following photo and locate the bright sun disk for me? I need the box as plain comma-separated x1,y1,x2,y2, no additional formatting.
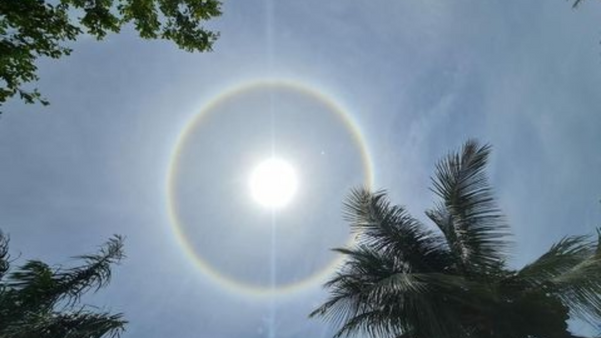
250,158,298,208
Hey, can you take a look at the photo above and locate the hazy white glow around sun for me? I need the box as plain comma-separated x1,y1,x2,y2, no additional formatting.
250,158,298,208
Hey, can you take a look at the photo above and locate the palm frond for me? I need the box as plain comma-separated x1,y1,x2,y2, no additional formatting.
57,235,125,304
0,235,126,338
517,235,593,286
310,245,401,327
516,230,601,324
2,308,126,338
6,235,124,308
549,231,601,323
4,260,59,317
331,309,405,338
312,245,480,338
344,188,449,273
427,139,510,273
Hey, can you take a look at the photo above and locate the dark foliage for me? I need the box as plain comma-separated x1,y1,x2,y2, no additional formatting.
0,0,222,110
0,232,126,338
312,140,600,338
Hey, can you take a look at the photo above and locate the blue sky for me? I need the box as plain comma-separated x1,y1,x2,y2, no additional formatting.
2,0,601,337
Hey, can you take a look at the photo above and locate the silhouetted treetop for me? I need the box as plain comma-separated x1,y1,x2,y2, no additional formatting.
0,0,222,110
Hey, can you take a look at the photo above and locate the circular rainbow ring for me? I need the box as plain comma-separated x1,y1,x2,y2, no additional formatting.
166,79,375,298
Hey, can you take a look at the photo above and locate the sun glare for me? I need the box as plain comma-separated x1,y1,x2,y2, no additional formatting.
250,158,298,209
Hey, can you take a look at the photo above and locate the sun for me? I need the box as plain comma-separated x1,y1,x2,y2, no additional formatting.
250,158,298,208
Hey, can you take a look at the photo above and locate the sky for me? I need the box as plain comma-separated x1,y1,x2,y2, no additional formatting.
2,0,601,337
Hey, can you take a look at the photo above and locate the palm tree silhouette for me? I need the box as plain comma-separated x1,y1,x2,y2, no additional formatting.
0,233,126,338
311,140,601,338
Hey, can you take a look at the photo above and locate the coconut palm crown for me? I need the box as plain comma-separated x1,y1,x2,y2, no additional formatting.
311,140,601,338
0,233,126,338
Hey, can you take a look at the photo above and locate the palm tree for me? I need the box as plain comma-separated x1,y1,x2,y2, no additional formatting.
0,232,127,338
311,140,601,338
